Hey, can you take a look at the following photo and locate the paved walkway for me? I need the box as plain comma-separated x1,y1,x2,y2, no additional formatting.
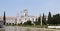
0,26,60,31
0,28,5,31
1,26,60,31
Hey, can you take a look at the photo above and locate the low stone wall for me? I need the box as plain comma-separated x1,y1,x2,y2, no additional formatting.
48,26,60,28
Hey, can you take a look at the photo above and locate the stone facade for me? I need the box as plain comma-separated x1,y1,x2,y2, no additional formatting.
0,9,38,25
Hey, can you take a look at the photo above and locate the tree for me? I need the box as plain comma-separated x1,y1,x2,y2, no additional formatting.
23,20,33,25
3,11,6,25
47,12,52,25
34,15,41,25
34,18,38,25
53,14,60,25
42,13,47,25
47,12,60,25
37,15,41,25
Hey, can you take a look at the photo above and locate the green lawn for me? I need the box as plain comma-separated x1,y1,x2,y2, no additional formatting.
21,25,48,28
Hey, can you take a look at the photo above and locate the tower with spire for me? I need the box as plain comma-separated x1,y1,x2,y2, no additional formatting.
23,9,28,17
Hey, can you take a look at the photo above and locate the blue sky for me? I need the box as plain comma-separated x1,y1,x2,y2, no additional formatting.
0,0,60,16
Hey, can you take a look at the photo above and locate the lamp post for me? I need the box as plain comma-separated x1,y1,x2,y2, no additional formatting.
41,15,42,26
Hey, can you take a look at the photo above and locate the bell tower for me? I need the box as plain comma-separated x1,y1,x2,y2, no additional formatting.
23,9,28,17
